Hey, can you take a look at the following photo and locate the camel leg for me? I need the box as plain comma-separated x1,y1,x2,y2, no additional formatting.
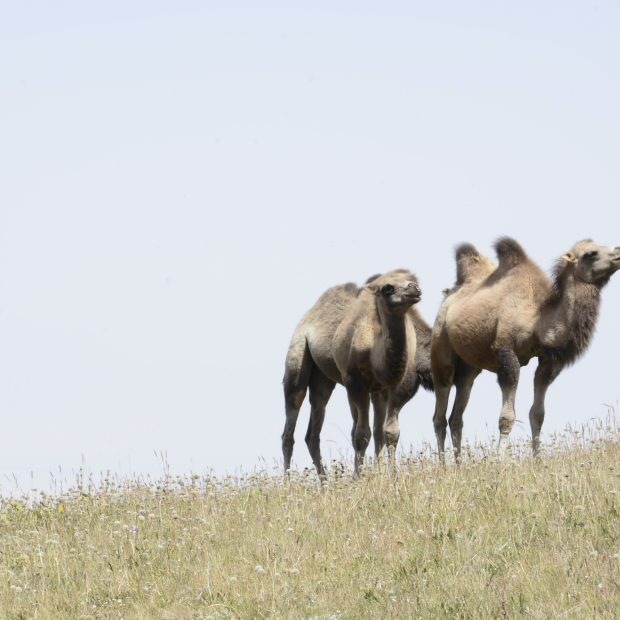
431,325,457,462
383,374,418,464
371,391,388,463
344,370,371,477
529,357,563,455
496,350,520,455
305,365,336,478
282,338,313,475
449,361,481,462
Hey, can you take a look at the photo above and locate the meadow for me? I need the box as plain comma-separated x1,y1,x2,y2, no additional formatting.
1,418,620,620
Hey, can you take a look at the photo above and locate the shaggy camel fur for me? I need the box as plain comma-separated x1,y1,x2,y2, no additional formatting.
333,271,423,474
432,237,620,459
282,271,433,476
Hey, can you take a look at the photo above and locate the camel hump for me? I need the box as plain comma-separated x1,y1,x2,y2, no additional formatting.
454,242,483,285
364,273,383,285
494,236,528,269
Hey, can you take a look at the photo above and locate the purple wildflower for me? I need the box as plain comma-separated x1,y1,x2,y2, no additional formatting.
130,526,138,533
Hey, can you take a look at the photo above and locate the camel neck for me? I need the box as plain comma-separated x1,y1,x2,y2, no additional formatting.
540,270,601,366
375,307,409,387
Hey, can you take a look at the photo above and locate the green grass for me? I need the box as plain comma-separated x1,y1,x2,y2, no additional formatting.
1,419,620,619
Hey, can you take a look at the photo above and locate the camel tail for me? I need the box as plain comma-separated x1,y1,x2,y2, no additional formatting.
454,242,483,285
494,236,528,269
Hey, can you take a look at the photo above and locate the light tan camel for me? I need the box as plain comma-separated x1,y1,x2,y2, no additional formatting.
333,271,423,474
282,270,433,476
431,237,620,459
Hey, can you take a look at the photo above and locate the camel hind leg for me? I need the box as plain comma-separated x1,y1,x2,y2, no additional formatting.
305,365,336,478
282,333,313,474
448,360,481,462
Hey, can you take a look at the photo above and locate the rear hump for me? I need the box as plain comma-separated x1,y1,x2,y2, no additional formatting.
494,236,528,269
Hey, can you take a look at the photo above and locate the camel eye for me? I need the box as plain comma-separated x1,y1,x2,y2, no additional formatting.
381,284,395,296
583,251,598,260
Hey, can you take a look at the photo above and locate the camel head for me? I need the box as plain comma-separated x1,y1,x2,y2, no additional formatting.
363,270,421,315
560,240,620,286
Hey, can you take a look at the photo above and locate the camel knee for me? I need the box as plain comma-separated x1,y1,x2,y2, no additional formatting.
449,415,463,438
433,413,448,435
499,411,516,435
384,419,400,447
353,426,371,452
385,428,400,448
529,404,544,429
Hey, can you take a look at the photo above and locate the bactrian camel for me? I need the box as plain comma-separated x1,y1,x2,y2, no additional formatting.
282,270,433,476
333,270,425,474
431,237,620,459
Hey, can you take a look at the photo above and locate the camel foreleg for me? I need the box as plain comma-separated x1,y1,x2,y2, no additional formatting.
371,391,388,464
496,350,520,455
344,370,371,477
529,356,563,455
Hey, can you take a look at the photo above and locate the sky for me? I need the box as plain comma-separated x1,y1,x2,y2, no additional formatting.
1,1,619,493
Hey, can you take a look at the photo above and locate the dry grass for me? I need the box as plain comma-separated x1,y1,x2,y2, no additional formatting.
2,419,620,619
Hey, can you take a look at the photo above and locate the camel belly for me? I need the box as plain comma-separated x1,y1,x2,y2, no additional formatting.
445,304,499,371
445,299,540,372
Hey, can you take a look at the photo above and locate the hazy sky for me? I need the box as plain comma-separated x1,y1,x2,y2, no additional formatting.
1,1,619,492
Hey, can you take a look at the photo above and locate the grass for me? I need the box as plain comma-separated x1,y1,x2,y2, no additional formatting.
1,418,620,619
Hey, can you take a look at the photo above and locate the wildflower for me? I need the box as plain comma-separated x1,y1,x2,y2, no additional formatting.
230,576,237,582
15,587,22,593
416,530,425,536
138,515,145,521
589,551,598,558
275,572,282,579
290,568,300,575
287,527,294,532
130,526,138,533
255,565,266,574
148,514,156,519
574,505,584,511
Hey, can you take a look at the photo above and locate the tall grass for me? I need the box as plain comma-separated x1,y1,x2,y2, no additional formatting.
2,416,620,619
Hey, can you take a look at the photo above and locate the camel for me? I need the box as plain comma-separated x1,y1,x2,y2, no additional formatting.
282,270,433,477
431,237,620,460
333,271,424,474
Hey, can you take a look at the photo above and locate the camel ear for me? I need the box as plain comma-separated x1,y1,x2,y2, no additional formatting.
442,288,450,298
562,251,577,264
363,283,380,296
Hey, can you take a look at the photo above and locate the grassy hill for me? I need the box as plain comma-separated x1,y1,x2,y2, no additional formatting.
1,420,620,619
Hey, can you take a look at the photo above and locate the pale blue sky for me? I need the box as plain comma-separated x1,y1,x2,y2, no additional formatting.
1,1,619,491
